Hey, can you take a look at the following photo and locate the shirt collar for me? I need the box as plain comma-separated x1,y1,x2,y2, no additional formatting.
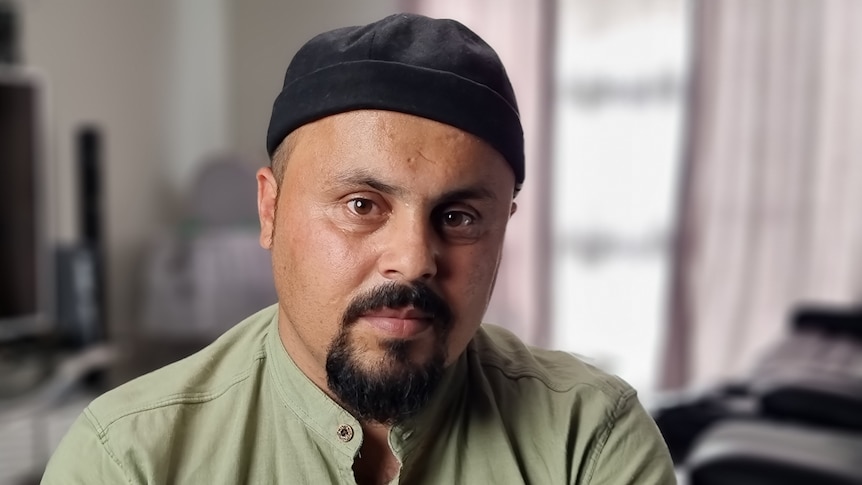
389,350,467,459
265,309,362,459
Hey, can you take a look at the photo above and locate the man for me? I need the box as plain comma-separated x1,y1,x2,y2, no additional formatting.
43,13,675,484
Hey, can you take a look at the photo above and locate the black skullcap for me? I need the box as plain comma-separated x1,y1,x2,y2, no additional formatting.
266,13,524,191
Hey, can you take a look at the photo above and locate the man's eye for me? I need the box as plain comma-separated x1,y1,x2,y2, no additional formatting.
348,198,376,216
441,211,474,227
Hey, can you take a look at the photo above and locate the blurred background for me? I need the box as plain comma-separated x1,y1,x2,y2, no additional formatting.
3,0,862,483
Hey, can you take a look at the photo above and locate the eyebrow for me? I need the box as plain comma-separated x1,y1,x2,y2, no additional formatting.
334,169,404,196
436,186,498,205
333,168,498,203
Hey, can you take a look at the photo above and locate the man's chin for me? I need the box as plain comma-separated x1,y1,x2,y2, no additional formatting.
326,337,446,424
349,326,442,363
344,342,441,380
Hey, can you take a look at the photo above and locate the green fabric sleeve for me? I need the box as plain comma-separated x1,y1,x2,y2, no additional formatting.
581,391,677,485
41,410,132,485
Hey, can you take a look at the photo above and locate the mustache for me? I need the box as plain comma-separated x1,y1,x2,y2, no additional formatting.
341,281,454,330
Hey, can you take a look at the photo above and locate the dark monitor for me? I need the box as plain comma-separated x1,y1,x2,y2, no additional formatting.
0,69,50,341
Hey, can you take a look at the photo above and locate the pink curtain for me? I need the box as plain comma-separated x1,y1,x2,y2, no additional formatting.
663,0,862,389
403,0,555,345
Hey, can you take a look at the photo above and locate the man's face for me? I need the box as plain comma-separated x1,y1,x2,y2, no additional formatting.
257,110,516,423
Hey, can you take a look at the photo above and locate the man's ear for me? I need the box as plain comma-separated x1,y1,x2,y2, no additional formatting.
509,201,518,218
257,167,278,249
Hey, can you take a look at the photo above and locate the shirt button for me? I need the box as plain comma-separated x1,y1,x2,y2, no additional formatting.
337,424,355,442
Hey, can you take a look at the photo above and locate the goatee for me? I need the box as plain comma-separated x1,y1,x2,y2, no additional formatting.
325,281,453,425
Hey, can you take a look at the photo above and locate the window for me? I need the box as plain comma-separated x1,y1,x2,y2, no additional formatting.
551,0,689,398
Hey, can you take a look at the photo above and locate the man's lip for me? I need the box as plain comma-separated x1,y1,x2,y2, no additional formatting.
359,307,434,338
362,307,431,320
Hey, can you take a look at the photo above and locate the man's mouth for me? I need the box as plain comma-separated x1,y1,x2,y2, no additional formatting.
360,306,434,338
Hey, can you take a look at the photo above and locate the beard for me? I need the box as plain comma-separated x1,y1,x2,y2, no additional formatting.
325,281,454,425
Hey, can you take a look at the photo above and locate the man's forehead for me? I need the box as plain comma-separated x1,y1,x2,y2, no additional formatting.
282,112,515,201
295,110,490,150
325,166,501,202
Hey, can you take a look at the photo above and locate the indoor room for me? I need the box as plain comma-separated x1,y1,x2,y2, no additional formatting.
2,0,861,483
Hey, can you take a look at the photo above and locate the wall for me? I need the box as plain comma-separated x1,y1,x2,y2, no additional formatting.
17,0,397,340
230,0,398,161
19,0,173,340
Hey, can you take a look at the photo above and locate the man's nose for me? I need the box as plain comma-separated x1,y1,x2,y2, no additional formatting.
377,214,439,282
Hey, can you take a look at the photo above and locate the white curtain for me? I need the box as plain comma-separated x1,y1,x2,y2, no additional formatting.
663,0,862,389
404,0,555,345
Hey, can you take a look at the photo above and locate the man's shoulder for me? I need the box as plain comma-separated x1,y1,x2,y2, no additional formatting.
463,324,674,483
471,323,635,403
86,305,278,433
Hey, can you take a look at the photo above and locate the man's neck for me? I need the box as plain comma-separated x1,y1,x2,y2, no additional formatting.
276,309,338,400
353,422,400,485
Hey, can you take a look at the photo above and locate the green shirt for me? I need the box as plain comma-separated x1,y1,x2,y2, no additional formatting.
42,305,676,484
